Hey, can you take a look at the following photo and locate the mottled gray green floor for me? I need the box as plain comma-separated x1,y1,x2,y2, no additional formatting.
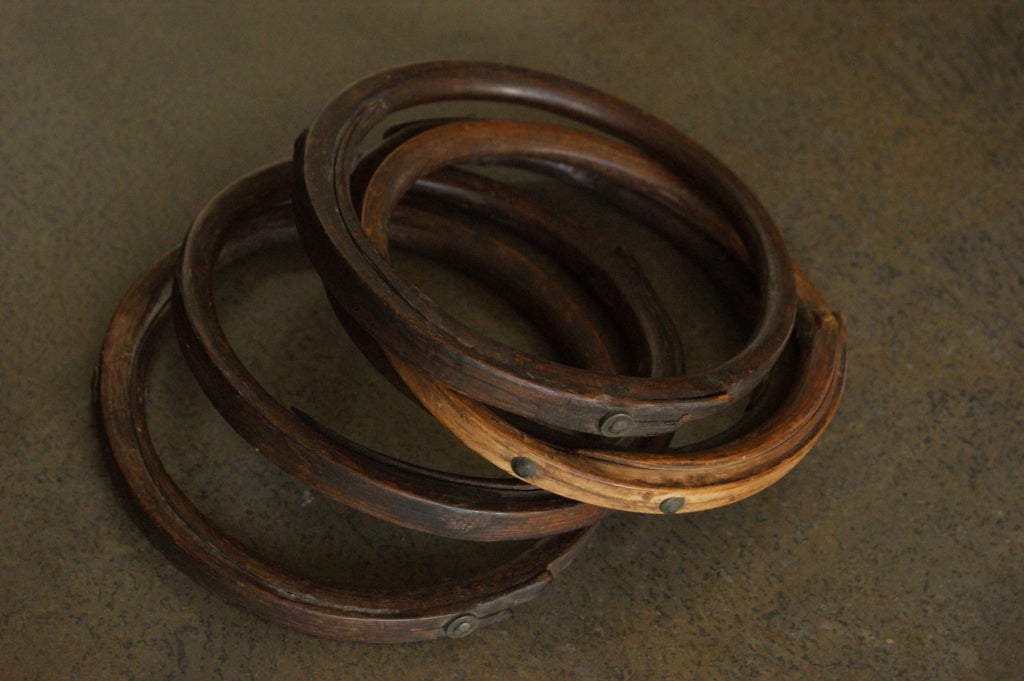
2,3,1021,679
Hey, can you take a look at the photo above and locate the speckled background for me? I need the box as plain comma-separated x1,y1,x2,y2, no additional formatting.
2,2,1021,679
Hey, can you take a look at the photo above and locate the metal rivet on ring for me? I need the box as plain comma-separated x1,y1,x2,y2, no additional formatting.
445,614,479,638
599,412,635,437
659,497,685,514
511,457,537,478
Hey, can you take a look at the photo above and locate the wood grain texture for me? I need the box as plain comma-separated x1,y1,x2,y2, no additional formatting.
294,60,798,436
387,266,846,514
172,159,686,541
94,195,599,642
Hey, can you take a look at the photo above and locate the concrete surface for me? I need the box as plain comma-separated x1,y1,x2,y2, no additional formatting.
2,2,1021,679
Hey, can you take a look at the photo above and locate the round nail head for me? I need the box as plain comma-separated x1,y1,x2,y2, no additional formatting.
660,497,685,514
445,614,479,638
599,412,635,437
511,457,537,478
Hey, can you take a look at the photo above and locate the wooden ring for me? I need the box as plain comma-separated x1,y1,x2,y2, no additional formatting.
173,160,682,541
387,257,846,513
356,119,846,512
294,60,797,436
357,119,845,513
93,179,600,642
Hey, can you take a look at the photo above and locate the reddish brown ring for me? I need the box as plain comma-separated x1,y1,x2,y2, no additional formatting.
93,166,599,642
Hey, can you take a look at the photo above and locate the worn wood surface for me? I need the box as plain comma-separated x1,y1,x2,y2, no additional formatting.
94,189,600,642
6,2,1021,676
294,61,798,437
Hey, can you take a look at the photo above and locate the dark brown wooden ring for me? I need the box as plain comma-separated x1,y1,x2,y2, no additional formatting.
348,145,800,468
294,60,797,437
173,160,681,541
93,186,600,643
175,161,599,542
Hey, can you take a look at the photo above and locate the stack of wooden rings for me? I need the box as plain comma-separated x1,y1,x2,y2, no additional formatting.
95,61,846,643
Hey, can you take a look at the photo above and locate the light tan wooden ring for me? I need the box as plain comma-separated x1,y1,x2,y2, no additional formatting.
385,268,846,514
